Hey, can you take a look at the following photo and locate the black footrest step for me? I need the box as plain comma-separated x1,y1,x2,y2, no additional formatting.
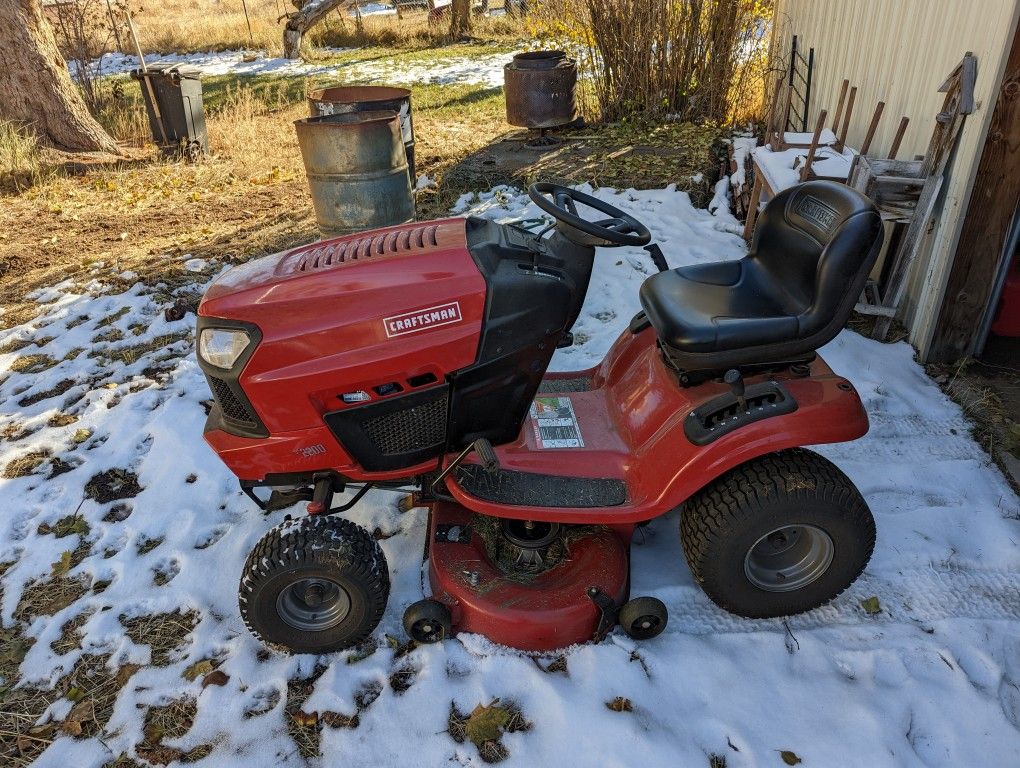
455,464,627,508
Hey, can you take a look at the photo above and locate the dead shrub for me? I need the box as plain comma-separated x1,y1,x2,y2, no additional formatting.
535,0,773,123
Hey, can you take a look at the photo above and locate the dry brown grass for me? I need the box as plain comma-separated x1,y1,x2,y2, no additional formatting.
309,7,526,50
127,1,526,55
14,573,91,622
3,449,53,479
0,121,48,193
137,696,212,765
120,610,199,666
0,75,508,309
132,0,282,54
8,354,58,375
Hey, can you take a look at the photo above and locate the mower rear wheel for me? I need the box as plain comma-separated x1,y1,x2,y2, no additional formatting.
402,599,452,644
680,448,874,619
239,516,389,654
618,596,668,640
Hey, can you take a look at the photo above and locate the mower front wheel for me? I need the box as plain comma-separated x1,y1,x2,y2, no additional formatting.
680,448,875,619
239,515,390,654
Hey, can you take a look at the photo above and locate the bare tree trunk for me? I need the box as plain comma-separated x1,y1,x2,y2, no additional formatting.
0,0,120,154
284,0,348,58
450,0,472,39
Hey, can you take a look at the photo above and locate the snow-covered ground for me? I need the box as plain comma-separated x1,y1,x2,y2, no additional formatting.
76,47,517,88
1,185,1019,767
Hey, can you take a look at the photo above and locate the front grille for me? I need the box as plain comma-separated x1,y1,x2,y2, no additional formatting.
292,224,440,273
323,384,450,472
361,396,447,456
208,375,259,426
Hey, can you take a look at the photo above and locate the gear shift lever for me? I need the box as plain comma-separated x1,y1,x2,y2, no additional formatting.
724,369,747,411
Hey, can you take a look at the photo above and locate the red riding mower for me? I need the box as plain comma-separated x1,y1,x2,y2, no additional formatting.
197,180,883,653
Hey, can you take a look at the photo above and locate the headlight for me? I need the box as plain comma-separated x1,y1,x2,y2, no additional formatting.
198,328,251,370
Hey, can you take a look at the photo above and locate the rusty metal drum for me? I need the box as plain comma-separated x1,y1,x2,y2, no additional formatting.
308,86,416,181
504,51,578,129
294,111,414,237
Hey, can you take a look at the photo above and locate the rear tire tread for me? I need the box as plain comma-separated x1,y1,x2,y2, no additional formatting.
681,448,874,617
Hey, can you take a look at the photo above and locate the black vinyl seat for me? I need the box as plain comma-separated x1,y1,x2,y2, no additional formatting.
639,181,883,371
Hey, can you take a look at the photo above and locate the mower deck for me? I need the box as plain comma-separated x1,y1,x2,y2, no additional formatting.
427,503,632,651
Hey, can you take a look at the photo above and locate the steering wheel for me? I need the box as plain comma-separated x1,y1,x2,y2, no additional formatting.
528,182,652,247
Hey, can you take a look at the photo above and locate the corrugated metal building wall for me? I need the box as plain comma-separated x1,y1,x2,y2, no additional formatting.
771,0,1020,357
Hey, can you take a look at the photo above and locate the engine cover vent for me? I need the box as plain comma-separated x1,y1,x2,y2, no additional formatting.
292,224,440,273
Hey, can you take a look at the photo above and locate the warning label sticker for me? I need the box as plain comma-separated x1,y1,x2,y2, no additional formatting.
529,396,585,449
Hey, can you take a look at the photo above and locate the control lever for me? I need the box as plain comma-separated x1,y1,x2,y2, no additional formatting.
724,369,747,412
472,438,500,474
430,438,502,497
643,243,669,273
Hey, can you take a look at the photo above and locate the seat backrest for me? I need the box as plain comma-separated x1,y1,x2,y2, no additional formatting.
749,181,883,336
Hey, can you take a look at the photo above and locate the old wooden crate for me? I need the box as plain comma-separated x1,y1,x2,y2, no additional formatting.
849,156,926,223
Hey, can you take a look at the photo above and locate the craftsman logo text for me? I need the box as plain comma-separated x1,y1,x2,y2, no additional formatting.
794,195,839,233
384,302,463,337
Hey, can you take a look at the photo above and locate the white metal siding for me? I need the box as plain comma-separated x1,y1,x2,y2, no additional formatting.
771,0,1020,357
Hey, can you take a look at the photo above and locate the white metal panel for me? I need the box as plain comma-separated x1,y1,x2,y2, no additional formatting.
771,0,1020,357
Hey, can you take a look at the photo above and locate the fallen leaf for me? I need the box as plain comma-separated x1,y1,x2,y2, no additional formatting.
780,749,802,765
63,698,95,736
51,551,72,576
291,710,318,728
463,701,511,747
115,663,141,686
605,696,633,712
202,670,229,688
859,596,882,615
183,659,214,681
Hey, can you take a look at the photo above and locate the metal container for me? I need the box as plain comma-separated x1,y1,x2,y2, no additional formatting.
504,51,578,129
294,111,414,237
308,86,416,181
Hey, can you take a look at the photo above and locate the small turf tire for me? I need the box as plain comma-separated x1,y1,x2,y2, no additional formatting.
680,448,875,619
403,599,452,644
618,596,668,640
239,515,389,654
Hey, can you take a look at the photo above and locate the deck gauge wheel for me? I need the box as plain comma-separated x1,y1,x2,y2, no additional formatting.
618,596,668,640
403,599,453,643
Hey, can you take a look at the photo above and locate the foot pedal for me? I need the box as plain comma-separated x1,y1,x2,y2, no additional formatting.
557,331,574,349
265,487,313,512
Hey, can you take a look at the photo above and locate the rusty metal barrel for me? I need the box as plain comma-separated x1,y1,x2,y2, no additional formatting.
504,51,578,129
308,86,416,181
294,111,414,237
